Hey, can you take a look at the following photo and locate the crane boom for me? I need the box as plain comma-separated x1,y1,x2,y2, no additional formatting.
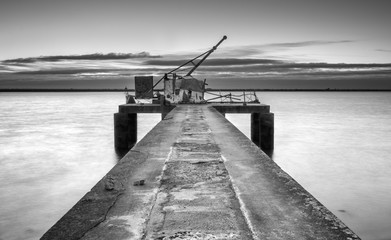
142,35,227,98
185,35,227,77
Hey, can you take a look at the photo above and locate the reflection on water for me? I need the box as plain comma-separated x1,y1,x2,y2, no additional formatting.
1,92,390,240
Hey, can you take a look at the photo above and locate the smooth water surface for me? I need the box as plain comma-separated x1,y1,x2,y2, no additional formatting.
0,92,160,240
1,92,390,240
227,92,391,240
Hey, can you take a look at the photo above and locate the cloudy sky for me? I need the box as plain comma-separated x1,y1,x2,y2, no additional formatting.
1,0,390,89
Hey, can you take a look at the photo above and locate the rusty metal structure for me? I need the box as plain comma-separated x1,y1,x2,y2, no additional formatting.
129,36,227,104
127,35,260,105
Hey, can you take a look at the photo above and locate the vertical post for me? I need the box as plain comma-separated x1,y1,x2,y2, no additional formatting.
160,95,167,120
202,79,206,100
243,91,247,106
114,113,137,150
251,112,274,150
260,113,274,150
251,113,260,147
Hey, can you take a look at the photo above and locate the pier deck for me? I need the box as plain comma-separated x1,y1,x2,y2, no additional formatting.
42,105,360,240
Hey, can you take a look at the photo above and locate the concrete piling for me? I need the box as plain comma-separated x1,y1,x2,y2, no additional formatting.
251,112,260,147
115,103,273,151
114,113,137,150
251,112,274,150
114,102,176,150
260,112,274,150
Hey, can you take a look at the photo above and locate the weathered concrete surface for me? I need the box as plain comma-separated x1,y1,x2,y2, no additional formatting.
42,107,183,240
205,106,360,240
42,105,360,240
118,104,175,114
142,106,253,240
211,103,270,114
119,104,161,113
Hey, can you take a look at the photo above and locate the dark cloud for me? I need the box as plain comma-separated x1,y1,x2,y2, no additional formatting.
264,40,354,48
288,69,391,77
12,67,166,75
376,49,391,52
12,68,173,76
205,78,391,90
0,65,9,71
7,55,391,78
1,62,30,67
143,58,283,66
261,62,391,69
178,60,391,75
2,50,390,90
14,68,122,75
216,46,266,58
2,52,161,63
213,40,355,60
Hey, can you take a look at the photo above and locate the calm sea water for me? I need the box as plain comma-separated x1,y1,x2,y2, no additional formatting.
0,92,390,240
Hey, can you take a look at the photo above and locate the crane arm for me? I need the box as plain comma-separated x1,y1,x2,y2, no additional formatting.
185,35,227,77
144,35,227,96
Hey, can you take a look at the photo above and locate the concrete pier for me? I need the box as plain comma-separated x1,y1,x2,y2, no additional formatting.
115,103,274,152
42,105,360,240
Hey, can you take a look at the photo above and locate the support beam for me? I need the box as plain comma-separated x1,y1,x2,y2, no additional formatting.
114,113,137,150
211,104,270,114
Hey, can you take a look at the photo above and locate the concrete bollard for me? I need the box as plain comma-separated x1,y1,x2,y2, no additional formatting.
251,112,274,150
114,113,137,150
251,113,260,147
260,113,274,150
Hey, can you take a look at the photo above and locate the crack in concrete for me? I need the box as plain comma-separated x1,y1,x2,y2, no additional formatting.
80,192,124,240
227,172,258,240
141,147,174,240
142,106,254,239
